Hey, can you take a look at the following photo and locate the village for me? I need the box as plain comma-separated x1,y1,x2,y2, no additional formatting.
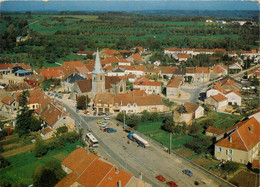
0,43,259,186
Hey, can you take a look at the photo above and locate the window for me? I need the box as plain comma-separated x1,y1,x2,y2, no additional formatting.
216,147,219,152
120,86,123,93
115,103,118,108
230,149,233,155
127,104,130,108
100,75,102,80
226,150,229,155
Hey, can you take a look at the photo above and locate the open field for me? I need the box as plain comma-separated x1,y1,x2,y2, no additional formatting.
0,141,81,185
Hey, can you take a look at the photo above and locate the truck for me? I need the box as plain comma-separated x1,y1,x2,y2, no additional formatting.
127,132,149,148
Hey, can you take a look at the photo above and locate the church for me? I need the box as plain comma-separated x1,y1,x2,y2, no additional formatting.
72,50,126,101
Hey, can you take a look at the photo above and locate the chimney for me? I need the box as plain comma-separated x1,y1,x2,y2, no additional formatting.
117,180,121,187
229,136,232,143
250,125,253,133
115,167,119,174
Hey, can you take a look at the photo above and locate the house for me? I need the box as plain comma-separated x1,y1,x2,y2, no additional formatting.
61,73,85,92
159,66,177,79
154,60,161,66
134,46,145,54
94,91,168,114
249,109,260,123
178,53,190,62
1,96,18,117
205,93,228,112
55,147,151,187
118,59,133,66
40,103,74,139
205,126,225,137
185,67,210,83
1,66,33,85
127,53,143,63
173,102,204,125
24,74,45,88
206,83,242,106
133,76,161,95
124,65,145,77
210,64,228,79
218,76,241,91
100,48,120,58
214,117,260,164
107,67,125,77
164,47,182,56
4,82,32,92
166,76,183,97
229,62,243,74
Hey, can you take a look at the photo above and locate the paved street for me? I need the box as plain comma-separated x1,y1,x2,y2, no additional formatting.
57,96,222,187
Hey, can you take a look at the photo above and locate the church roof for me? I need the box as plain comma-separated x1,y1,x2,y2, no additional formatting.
92,50,104,75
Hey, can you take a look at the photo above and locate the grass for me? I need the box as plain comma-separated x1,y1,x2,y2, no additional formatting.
0,141,81,185
195,112,243,130
137,120,192,150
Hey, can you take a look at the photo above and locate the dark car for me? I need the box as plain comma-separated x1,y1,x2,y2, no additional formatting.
103,128,110,132
182,169,193,177
156,175,166,182
166,181,178,187
98,112,105,116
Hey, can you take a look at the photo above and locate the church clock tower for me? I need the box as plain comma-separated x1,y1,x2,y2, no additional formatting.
91,50,105,99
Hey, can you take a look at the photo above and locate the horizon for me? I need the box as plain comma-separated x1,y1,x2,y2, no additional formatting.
0,1,259,12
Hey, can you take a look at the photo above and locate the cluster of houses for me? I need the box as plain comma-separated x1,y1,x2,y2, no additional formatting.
0,88,75,140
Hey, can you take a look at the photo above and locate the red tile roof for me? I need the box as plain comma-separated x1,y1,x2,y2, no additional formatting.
134,76,161,87
178,53,190,59
167,76,182,87
101,48,120,56
205,126,225,135
77,51,95,54
216,117,260,151
184,102,199,113
40,127,52,135
211,93,227,102
131,53,142,61
196,67,210,74
1,96,15,105
76,79,92,93
252,160,260,169
64,61,84,68
55,172,78,187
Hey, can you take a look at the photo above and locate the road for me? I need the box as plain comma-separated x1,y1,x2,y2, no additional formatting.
57,97,222,187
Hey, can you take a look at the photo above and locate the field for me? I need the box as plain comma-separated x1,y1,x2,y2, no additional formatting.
137,120,192,150
0,141,81,185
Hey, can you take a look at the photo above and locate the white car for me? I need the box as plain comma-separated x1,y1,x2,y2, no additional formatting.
99,121,109,128
104,116,110,120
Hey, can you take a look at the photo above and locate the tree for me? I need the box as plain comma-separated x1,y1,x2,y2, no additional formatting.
150,112,160,122
184,136,213,154
127,114,141,129
30,117,42,132
202,118,214,129
141,110,150,121
56,126,68,136
189,124,200,134
176,105,187,114
34,140,48,157
76,95,87,110
222,161,239,173
33,160,66,187
162,118,175,133
116,112,128,123
15,90,32,136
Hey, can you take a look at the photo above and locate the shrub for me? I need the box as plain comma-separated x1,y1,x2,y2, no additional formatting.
65,131,79,143
56,126,68,135
0,156,11,168
189,124,200,134
34,140,48,157
162,118,175,133
222,161,240,173
184,136,213,154
150,112,160,122
127,114,141,129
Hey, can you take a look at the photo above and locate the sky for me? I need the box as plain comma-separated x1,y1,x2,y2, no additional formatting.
0,1,259,12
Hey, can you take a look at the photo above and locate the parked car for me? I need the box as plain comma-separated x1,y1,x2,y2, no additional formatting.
107,128,117,133
54,94,58,97
84,110,90,115
97,120,104,124
104,116,110,120
156,175,166,182
99,121,109,127
98,112,106,116
166,181,178,187
182,169,193,177
103,128,110,132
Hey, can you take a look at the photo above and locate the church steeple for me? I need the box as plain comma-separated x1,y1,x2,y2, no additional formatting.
92,49,104,74
91,49,105,99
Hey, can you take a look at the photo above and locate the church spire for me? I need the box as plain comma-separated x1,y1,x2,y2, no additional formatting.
92,49,104,74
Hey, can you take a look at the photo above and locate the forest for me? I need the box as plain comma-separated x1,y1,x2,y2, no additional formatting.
0,11,259,68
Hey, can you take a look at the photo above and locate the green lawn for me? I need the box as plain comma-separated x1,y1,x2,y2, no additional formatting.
0,141,81,185
138,120,192,150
